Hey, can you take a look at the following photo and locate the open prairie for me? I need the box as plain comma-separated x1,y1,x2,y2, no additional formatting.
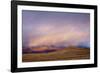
22,47,90,62
22,10,90,62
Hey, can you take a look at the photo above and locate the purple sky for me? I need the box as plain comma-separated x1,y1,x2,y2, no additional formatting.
22,10,90,48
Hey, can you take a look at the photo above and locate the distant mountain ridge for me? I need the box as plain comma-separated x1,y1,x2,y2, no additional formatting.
22,45,89,54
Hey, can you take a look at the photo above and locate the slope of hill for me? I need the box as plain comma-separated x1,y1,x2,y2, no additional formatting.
22,47,90,62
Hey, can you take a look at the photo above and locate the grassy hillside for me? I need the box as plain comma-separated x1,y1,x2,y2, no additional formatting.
22,47,90,62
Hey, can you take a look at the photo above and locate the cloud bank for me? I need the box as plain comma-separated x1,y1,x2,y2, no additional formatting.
22,10,90,48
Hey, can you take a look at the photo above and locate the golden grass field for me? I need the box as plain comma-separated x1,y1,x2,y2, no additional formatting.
22,47,90,62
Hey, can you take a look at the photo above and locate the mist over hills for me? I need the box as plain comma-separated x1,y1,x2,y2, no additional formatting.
22,45,89,54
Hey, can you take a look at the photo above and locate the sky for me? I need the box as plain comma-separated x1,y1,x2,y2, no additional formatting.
22,10,90,48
